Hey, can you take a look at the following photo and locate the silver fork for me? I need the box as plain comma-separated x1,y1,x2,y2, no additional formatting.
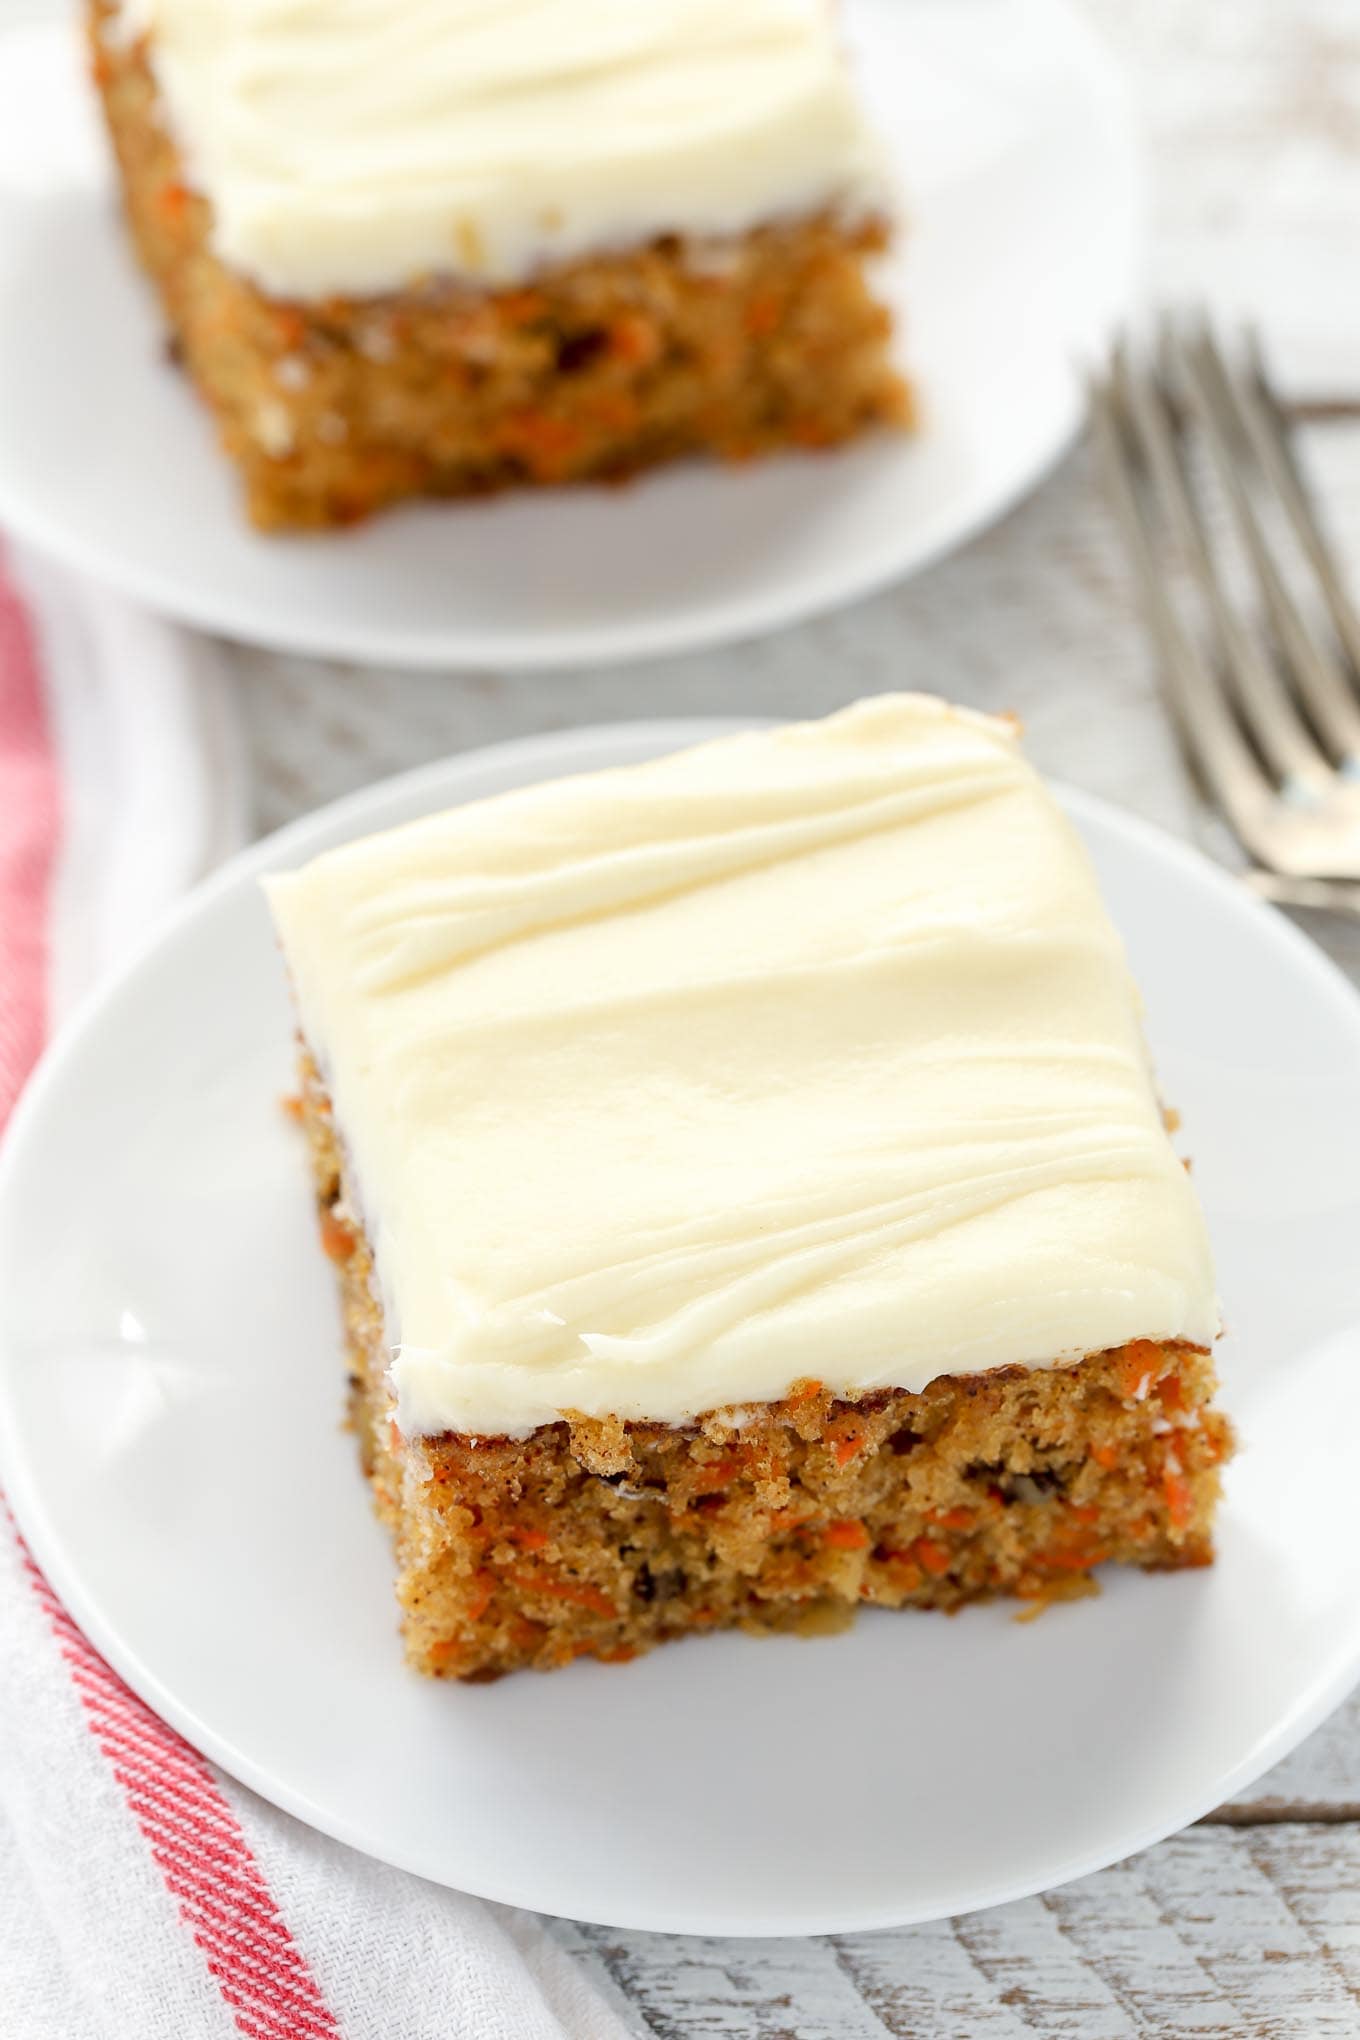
1092,320,1360,916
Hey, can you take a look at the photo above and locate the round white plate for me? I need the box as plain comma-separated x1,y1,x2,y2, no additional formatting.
0,2,1141,670
5,720,1360,1938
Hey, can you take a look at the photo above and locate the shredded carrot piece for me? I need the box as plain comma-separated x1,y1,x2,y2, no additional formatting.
1157,1374,1185,1414
1034,1543,1110,1573
499,288,546,324
693,1456,740,1493
1115,1340,1164,1401
911,1537,952,1577
597,1645,637,1664
830,1428,866,1468
157,181,190,222
744,295,780,337
788,1378,823,1405
272,307,306,349
463,1573,495,1622
1066,1503,1101,1527
824,1519,870,1551
319,1209,356,1262
495,409,583,475
609,312,661,367
512,1571,616,1620
581,394,641,435
790,419,838,451
1091,1443,1120,1472
926,1506,976,1531
1163,1461,1194,1529
769,1508,815,1533
514,1527,550,1551
279,1093,304,1124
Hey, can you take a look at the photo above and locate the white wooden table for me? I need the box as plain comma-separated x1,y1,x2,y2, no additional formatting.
214,3,1360,2030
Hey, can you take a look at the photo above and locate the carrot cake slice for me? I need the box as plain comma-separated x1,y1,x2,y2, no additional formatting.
88,0,907,530
265,697,1230,1681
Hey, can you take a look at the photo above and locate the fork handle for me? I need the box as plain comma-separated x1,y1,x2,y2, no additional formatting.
1245,870,1360,917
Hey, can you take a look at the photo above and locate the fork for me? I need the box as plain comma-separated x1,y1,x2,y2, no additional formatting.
1092,320,1360,916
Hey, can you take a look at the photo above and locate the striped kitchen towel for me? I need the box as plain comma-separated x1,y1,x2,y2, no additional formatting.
0,542,637,2040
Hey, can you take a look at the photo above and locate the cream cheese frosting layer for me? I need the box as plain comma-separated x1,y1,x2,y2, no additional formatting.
119,0,890,299
266,697,1220,1440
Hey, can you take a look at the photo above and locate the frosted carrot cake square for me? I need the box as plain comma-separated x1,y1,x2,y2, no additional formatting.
266,697,1230,1679
88,0,907,529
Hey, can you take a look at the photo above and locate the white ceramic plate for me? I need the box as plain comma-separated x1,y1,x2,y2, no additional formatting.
0,2,1141,670
4,720,1360,1938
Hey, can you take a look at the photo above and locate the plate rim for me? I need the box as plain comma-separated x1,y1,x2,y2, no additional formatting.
0,2,1145,671
4,717,1360,1936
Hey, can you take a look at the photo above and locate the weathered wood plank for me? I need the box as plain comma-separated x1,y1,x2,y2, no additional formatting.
553,1825,1360,2039
557,1920,900,2040
1083,0,1360,397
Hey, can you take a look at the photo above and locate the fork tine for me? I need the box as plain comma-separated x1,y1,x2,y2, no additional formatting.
1122,329,1329,794
1180,326,1360,772
1244,328,1360,690
1090,358,1276,856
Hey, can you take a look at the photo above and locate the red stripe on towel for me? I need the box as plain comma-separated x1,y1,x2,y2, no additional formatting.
21,1544,342,2040
0,542,60,1125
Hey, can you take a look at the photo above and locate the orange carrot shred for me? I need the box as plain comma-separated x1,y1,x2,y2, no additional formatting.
693,1456,740,1493
464,1573,495,1622
512,1571,616,1620
1034,1543,1110,1573
1115,1340,1164,1401
320,1209,356,1262
911,1537,952,1576
1163,1461,1193,1529
609,312,661,367
272,307,306,349
769,1508,814,1533
926,1506,976,1531
825,1520,870,1551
